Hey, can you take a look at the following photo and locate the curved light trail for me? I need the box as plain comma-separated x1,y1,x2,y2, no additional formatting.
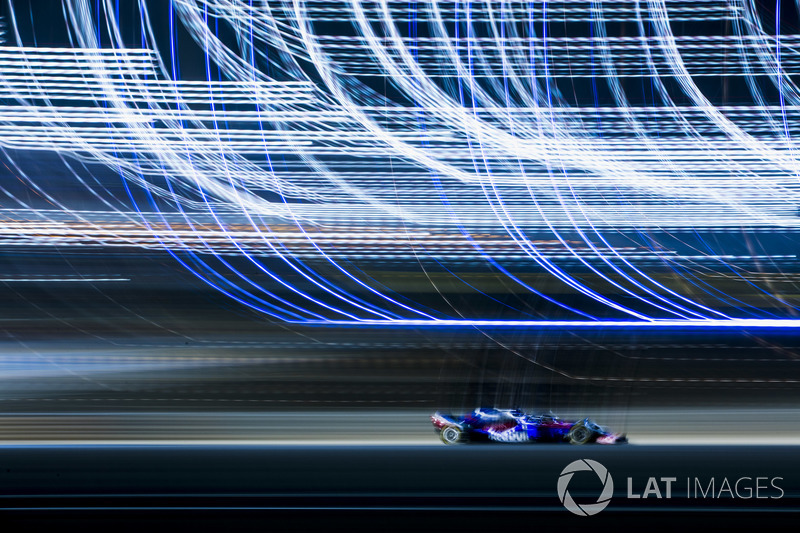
0,0,799,325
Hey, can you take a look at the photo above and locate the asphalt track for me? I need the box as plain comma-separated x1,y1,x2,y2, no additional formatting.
0,445,798,531
0,408,799,445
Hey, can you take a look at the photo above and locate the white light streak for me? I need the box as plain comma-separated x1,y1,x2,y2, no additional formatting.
0,0,799,323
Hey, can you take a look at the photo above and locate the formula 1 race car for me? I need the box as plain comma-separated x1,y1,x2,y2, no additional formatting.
431,408,627,445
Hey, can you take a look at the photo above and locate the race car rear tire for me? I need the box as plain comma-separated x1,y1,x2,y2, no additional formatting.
440,425,464,445
568,422,594,445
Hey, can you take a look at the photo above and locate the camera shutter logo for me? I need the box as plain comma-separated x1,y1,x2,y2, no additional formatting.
557,459,614,516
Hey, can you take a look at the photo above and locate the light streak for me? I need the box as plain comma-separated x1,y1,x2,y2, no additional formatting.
0,278,129,282
305,319,800,329
0,0,798,324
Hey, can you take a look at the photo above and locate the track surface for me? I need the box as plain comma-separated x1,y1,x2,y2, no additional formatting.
0,445,798,530
0,408,799,445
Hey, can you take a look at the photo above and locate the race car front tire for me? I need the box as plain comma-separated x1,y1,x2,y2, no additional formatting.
568,422,594,445
440,425,464,445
